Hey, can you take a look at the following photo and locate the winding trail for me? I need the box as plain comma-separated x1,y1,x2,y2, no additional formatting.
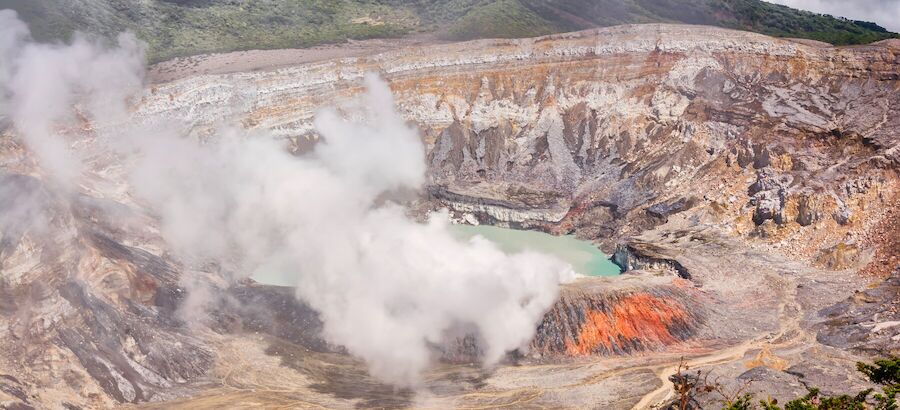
632,273,806,409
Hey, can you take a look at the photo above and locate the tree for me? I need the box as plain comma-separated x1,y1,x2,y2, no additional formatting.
664,357,899,410
756,357,897,410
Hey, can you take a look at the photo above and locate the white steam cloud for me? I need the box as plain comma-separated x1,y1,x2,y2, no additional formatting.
0,10,144,183
0,10,574,386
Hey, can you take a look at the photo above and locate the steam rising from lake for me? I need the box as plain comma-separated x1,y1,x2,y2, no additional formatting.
0,10,574,386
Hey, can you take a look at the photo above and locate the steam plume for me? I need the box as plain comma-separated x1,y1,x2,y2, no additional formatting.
0,10,144,183
0,11,574,386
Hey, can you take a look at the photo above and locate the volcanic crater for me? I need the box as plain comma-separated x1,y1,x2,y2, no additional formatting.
0,24,898,409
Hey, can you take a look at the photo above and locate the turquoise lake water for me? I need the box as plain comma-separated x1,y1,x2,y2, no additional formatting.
450,224,621,277
253,224,621,285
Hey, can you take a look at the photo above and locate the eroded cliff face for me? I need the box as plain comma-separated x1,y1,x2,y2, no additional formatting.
136,24,899,262
0,172,214,408
1,24,898,408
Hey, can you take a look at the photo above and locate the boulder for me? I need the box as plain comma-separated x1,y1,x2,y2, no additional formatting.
646,197,697,220
833,204,853,225
796,194,822,226
753,189,784,225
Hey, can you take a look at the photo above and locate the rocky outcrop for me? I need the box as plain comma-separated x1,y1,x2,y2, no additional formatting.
795,193,823,226
425,185,569,225
0,174,214,408
814,242,861,270
747,169,793,225
646,197,697,221
532,282,702,357
611,244,691,279
217,284,333,354
816,268,900,356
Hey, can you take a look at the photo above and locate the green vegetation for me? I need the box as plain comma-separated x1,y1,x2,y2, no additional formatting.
671,357,899,410
1,0,896,63
443,0,558,41
707,0,899,46
0,0,418,62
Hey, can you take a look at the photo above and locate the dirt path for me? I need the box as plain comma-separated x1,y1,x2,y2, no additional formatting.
632,273,807,409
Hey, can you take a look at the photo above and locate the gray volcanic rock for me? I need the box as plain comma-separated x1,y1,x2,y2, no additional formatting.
0,173,215,408
753,189,785,225
816,268,900,356
833,202,853,225
646,197,697,221
796,193,822,226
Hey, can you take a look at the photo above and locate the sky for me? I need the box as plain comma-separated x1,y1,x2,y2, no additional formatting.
766,0,900,32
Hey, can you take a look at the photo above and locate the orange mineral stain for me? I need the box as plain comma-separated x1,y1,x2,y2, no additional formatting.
565,293,690,355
